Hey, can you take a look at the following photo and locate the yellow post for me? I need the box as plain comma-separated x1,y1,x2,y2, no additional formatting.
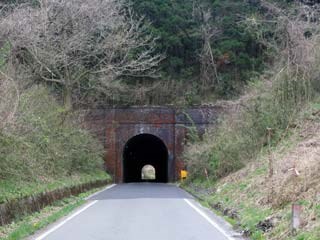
180,170,188,180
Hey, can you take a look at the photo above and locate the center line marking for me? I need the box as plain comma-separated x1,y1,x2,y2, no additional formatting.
184,198,235,240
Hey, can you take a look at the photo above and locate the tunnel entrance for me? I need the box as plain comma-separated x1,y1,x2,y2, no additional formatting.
123,134,168,183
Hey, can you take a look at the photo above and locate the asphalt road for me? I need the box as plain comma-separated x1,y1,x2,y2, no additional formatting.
31,183,243,240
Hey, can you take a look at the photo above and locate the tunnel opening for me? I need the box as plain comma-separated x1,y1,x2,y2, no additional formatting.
123,134,168,183
141,165,156,180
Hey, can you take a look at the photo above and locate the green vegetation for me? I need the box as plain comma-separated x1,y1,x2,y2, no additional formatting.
0,86,105,184
131,0,264,97
130,0,201,75
184,0,320,180
185,75,313,180
0,170,109,204
184,104,320,239
1,0,269,108
0,85,109,223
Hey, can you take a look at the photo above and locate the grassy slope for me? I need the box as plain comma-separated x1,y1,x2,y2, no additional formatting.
0,170,110,204
0,86,110,203
185,100,320,240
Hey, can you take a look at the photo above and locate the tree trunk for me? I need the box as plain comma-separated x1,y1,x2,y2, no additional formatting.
63,85,72,110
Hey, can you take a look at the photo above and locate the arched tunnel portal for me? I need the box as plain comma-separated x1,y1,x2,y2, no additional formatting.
84,107,222,183
123,134,168,183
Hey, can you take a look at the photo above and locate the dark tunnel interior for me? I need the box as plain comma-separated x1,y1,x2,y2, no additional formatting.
123,134,168,183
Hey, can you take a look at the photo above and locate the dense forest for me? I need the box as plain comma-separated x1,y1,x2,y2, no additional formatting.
0,0,274,107
2,0,317,107
131,0,264,95
2,0,316,107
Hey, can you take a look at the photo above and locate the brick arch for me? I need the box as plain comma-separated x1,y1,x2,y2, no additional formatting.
84,106,222,183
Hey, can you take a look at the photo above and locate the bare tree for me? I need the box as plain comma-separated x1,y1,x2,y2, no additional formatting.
0,70,19,130
199,11,220,90
0,0,163,109
246,0,320,70
192,1,221,92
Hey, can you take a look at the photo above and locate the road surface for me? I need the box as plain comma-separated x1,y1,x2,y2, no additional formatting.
31,183,243,240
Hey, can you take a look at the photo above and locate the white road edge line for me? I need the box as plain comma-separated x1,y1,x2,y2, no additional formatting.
35,200,98,240
85,183,117,200
184,198,235,240
35,184,116,240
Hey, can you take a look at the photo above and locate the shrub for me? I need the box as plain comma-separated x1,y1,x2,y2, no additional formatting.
0,86,104,181
185,64,317,181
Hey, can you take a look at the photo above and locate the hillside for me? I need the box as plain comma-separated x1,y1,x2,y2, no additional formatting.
182,1,320,239
185,100,320,239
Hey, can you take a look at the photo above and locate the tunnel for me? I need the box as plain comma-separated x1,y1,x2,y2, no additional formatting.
123,134,168,183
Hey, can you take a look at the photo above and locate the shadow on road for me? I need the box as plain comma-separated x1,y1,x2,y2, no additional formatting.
90,183,193,200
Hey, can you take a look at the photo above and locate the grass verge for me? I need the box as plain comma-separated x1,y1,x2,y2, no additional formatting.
0,185,107,240
0,170,110,204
